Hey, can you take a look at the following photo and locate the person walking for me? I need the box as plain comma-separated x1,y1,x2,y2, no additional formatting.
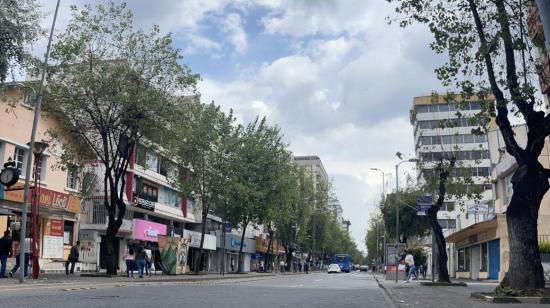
405,251,418,283
279,260,285,274
421,262,427,279
0,231,12,278
124,246,135,278
10,237,31,278
65,241,80,275
135,244,147,278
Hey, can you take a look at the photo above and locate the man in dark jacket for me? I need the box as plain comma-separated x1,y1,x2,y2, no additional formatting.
0,231,12,278
66,241,80,275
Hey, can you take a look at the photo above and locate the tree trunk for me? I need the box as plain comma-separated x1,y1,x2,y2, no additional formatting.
104,233,118,275
265,228,274,272
194,210,208,274
501,164,548,289
428,212,450,283
284,245,293,272
237,223,248,273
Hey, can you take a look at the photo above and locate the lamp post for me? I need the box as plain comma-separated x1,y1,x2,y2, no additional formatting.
395,158,419,283
30,141,48,279
370,168,385,200
17,0,60,283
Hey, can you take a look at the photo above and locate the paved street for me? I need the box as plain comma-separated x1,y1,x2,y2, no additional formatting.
0,272,392,308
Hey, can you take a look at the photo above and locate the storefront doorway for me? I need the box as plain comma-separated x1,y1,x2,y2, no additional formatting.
488,239,500,280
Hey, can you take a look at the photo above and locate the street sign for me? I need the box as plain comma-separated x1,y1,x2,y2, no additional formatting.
416,205,430,216
467,204,489,214
416,195,433,216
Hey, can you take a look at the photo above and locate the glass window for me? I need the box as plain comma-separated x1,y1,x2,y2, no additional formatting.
474,135,487,143
64,221,74,245
458,249,465,271
14,147,26,172
442,135,453,144
146,151,158,173
465,247,471,271
159,157,169,176
463,135,475,143
438,104,449,112
481,243,488,272
136,144,147,167
449,103,456,111
469,102,481,110
420,136,431,145
428,105,438,112
417,105,429,113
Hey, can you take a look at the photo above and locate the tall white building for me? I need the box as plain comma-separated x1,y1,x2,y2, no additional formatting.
411,94,494,237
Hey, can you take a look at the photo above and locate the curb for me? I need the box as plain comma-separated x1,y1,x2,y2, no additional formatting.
421,281,467,287
373,275,400,308
471,292,550,304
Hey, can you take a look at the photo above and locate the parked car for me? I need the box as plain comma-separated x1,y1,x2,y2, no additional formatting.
328,263,341,274
359,265,369,271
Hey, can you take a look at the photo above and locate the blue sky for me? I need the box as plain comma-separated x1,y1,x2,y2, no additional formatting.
37,0,447,252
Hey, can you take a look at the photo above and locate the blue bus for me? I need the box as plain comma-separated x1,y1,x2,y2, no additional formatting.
332,254,351,273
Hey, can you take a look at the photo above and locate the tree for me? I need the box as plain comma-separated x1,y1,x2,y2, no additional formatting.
169,100,237,274
388,0,549,290
381,190,430,244
0,0,42,83
226,117,291,272
46,2,197,274
365,214,384,266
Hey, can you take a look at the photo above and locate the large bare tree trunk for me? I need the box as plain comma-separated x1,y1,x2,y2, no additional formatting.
501,164,548,289
427,168,451,283
237,223,248,273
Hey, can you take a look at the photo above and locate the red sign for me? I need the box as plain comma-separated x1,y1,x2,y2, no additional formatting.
50,219,64,237
2,187,80,213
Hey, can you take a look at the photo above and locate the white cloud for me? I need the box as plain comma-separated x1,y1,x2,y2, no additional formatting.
223,13,248,54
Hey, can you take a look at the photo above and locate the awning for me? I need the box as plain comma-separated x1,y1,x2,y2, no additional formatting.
445,218,498,243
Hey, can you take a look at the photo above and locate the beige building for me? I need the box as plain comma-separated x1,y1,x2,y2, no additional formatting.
0,86,82,272
447,124,550,281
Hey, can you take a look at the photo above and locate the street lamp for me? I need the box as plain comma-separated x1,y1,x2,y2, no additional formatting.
17,0,60,283
370,168,385,200
29,141,48,279
394,158,419,283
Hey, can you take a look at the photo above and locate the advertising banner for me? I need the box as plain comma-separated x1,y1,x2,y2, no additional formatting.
49,219,64,237
158,235,182,275
132,219,167,242
2,187,81,213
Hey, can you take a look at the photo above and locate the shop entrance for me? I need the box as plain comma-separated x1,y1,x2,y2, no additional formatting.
488,239,500,280
471,245,480,280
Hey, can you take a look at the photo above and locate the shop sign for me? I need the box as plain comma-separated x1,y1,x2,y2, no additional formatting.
231,238,246,248
467,204,489,214
132,219,167,242
182,229,216,250
133,196,155,211
79,230,100,242
2,187,81,213
224,234,256,253
42,236,64,259
49,219,64,237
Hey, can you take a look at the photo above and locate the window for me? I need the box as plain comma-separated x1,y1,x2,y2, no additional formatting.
469,102,481,110
22,88,34,107
64,221,74,245
465,247,471,271
145,151,159,173
458,248,466,271
141,183,158,202
438,104,449,112
165,188,178,207
14,147,26,172
417,105,429,113
66,166,78,189
136,144,147,167
481,242,488,272
437,219,456,229
442,202,455,212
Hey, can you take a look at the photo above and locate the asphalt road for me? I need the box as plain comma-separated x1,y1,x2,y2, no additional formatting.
0,271,393,308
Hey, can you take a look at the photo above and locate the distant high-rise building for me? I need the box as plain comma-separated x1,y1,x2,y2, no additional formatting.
294,155,329,194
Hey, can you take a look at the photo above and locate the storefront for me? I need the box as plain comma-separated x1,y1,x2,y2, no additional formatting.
217,233,256,272
446,217,503,280
0,186,81,272
183,229,216,272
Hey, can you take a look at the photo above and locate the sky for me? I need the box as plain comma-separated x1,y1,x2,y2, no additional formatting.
35,0,447,252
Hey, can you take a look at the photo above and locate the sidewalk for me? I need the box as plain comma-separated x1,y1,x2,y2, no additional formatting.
373,274,541,308
0,271,279,287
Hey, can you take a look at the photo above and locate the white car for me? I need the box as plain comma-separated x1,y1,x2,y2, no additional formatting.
328,263,341,274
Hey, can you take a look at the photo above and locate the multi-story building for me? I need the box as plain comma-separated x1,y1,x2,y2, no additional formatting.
411,94,493,235
0,85,83,273
341,219,351,235
294,155,329,194
411,94,494,278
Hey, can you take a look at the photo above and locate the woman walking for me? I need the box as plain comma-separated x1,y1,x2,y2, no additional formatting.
135,244,147,278
125,246,135,278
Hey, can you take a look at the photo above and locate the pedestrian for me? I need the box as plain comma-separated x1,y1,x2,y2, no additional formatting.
260,260,264,272
65,241,80,275
230,257,235,272
405,251,418,283
10,236,31,278
279,260,285,274
304,262,309,274
144,247,152,277
298,262,302,272
124,246,135,278
135,244,147,278
0,231,12,278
